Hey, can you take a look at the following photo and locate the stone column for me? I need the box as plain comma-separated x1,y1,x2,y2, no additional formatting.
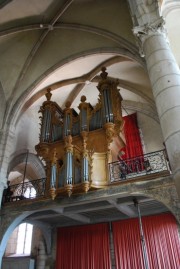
36,240,47,269
0,126,15,206
133,16,180,197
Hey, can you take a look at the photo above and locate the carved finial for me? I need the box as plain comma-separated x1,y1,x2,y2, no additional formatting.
50,187,56,200
80,95,86,102
66,184,72,197
100,67,108,80
65,101,71,108
45,88,52,101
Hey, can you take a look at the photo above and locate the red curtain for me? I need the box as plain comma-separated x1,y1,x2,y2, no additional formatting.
112,213,180,269
113,217,144,268
56,223,111,269
120,113,143,159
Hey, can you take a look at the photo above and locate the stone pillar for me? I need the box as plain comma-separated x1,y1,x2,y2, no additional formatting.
0,126,15,206
133,17,180,197
36,240,47,269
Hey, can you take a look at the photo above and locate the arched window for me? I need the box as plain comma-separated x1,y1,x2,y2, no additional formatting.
16,223,33,255
5,223,33,257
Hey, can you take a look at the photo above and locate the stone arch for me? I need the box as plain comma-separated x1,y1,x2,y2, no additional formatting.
0,211,30,268
8,152,45,181
130,185,180,224
0,211,51,268
162,0,180,17
122,100,159,123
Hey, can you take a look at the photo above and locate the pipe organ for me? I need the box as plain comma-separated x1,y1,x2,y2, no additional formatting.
35,68,124,199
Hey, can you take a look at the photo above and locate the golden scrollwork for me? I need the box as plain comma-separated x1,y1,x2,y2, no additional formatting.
104,122,115,146
64,135,73,153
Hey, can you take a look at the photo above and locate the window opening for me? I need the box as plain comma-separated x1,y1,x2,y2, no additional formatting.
16,223,33,255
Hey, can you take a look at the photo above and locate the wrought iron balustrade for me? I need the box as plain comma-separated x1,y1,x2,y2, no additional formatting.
109,150,171,183
3,178,46,203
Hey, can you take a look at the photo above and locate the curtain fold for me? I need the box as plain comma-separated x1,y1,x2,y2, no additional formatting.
120,113,143,159
143,214,180,268
112,213,180,269
56,223,111,269
113,218,144,269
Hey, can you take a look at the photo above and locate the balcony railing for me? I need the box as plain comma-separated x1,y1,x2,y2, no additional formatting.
3,150,171,204
109,150,171,183
3,178,46,203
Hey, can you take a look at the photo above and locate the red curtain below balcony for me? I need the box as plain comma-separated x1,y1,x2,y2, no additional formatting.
112,213,180,269
56,223,111,269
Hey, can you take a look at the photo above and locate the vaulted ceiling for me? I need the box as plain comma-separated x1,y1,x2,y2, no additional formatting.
0,0,179,180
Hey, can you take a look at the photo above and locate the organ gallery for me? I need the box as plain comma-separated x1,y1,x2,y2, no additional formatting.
35,68,124,199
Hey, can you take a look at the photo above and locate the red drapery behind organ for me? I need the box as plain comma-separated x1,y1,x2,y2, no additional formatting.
56,223,111,269
112,213,180,269
120,113,143,159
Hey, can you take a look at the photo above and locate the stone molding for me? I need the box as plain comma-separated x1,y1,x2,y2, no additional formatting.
141,184,180,224
133,17,168,56
8,152,46,180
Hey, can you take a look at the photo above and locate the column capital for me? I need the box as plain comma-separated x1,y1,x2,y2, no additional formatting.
133,17,168,56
